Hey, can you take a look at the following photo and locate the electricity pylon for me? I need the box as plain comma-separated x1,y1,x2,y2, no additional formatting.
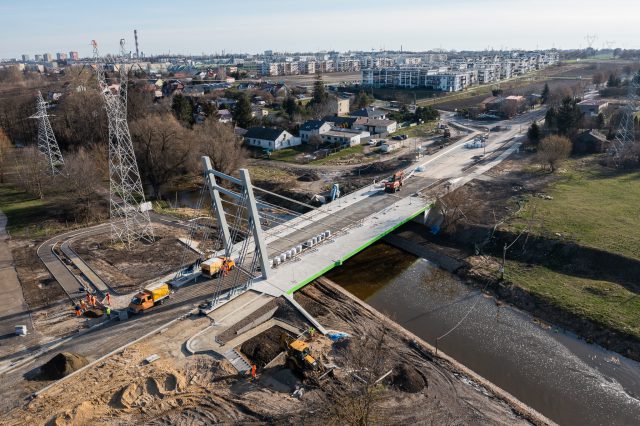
610,73,639,164
30,91,64,175
92,39,154,247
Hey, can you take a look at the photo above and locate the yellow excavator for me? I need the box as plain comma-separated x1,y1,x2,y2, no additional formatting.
281,333,320,374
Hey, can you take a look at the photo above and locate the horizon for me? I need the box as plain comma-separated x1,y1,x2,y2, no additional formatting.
1,0,639,59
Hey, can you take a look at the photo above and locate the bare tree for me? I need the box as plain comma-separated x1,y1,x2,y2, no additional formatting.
435,187,481,233
14,146,49,199
194,119,245,175
312,327,392,425
537,135,572,172
309,134,324,151
130,114,191,199
0,128,11,183
53,90,108,149
62,147,104,222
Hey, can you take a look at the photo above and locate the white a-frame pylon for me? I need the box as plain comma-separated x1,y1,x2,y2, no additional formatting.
30,91,64,175
92,39,154,248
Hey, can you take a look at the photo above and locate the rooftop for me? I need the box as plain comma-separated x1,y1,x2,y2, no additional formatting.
244,127,287,141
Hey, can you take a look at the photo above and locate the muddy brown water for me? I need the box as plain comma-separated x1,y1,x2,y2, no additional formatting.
326,243,640,426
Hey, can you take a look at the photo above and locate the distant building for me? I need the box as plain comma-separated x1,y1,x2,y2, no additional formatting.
330,97,350,116
353,118,398,135
244,127,300,151
43,53,53,62
56,52,67,61
320,128,370,147
21,54,29,62
218,109,233,124
69,51,79,61
578,100,608,116
351,107,387,120
299,120,332,143
324,115,358,129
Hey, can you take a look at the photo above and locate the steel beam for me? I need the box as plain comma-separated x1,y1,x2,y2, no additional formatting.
202,156,232,251
239,169,271,279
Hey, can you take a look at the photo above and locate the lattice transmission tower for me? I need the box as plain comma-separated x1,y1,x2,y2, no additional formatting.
610,72,639,164
30,91,64,175
92,39,154,247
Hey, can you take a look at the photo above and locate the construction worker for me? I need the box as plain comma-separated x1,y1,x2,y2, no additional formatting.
85,293,91,306
79,299,86,312
74,304,82,317
105,306,111,319
222,259,230,277
250,364,257,380
308,326,316,339
105,293,111,306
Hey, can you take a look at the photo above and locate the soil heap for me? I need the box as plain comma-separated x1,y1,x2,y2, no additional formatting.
39,352,89,380
391,363,427,393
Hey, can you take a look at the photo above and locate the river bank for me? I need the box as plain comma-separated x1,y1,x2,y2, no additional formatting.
392,221,640,363
325,242,640,425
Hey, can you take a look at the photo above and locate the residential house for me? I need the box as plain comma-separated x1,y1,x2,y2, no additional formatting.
244,127,300,151
351,107,386,120
353,118,398,135
300,120,332,143
320,128,370,147
322,116,356,129
578,100,608,116
218,109,233,124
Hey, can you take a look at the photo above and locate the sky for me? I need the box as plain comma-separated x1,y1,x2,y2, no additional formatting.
1,0,639,58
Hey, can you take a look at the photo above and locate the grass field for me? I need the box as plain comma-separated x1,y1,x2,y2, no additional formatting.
393,121,437,138
509,157,640,261
312,145,366,165
506,262,640,340
500,155,640,341
0,184,52,237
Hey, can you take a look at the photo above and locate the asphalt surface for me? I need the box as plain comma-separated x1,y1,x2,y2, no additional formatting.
0,211,31,341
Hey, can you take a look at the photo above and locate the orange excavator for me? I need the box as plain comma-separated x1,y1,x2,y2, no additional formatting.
384,171,404,193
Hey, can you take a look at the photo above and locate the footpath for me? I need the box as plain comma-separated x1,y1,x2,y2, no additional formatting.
0,210,32,350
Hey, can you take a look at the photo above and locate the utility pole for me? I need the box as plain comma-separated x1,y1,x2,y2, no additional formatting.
92,39,154,248
30,91,64,175
610,71,639,165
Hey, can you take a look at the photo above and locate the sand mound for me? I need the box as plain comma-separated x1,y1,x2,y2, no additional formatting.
39,352,89,380
115,372,185,408
391,364,426,393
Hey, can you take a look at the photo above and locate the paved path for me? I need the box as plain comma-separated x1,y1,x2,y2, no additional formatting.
0,211,31,339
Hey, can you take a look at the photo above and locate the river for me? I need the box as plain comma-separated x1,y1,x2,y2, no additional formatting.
326,243,640,426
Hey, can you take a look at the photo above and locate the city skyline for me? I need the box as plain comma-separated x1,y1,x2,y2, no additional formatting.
1,0,639,59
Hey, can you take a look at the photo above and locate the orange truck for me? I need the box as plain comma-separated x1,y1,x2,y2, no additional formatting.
201,256,236,278
384,171,404,193
128,283,172,314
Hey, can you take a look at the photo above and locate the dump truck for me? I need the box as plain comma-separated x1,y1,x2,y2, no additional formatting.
128,282,172,314
281,333,319,373
384,171,404,193
201,256,236,278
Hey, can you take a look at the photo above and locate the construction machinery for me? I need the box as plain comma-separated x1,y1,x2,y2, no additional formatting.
128,282,171,314
201,256,235,278
281,333,320,374
384,171,405,193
